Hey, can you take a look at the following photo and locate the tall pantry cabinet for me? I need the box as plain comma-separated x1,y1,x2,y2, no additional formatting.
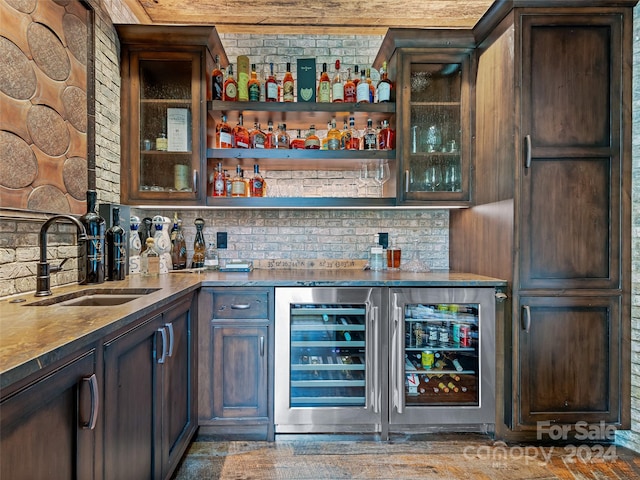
450,1,634,439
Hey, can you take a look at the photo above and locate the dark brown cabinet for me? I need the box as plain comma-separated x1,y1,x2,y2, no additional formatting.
198,288,274,440
0,348,99,480
449,2,633,439
103,294,196,480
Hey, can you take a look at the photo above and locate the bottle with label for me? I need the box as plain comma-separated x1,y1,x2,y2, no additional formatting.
212,162,226,196
80,190,105,284
332,60,343,103
222,63,238,101
250,122,267,149
362,118,378,150
249,164,265,197
265,120,276,149
347,116,360,150
140,217,153,253
282,62,295,102
377,60,392,103
155,131,168,151
191,217,206,268
265,62,278,102
231,165,247,197
326,119,341,150
343,68,356,102
340,120,350,150
275,123,290,149
215,114,233,148
356,68,370,103
290,129,306,149
248,63,261,102
232,114,250,148
366,68,376,103
318,62,331,103
171,218,187,270
152,215,171,274
304,125,321,149
204,242,219,270
141,237,159,275
353,65,361,88
211,54,223,101
378,119,396,150
369,233,385,271
129,215,142,274
106,206,126,281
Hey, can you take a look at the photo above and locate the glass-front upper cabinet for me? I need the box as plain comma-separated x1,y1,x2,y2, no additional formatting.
395,50,473,206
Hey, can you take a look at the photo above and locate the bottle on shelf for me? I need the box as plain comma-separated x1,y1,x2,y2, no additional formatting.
250,122,267,149
343,67,356,102
326,118,341,150
224,169,232,197
129,215,142,274
332,59,343,103
211,54,223,101
232,114,250,148
340,120,350,150
365,68,376,103
282,62,295,102
265,62,278,102
290,129,306,149
152,215,171,274
215,114,233,148
362,118,378,150
79,190,105,284
105,206,126,281
321,121,331,150
318,62,331,103
347,116,361,150
204,241,219,270
265,120,276,149
141,237,159,275
222,63,238,101
237,55,250,102
191,217,206,268
140,217,152,253
231,165,247,197
212,161,226,197
304,125,321,149
356,68,370,103
378,119,396,150
155,131,168,151
249,164,265,197
171,218,187,270
353,65,360,88
369,233,385,271
377,60,392,103
248,63,261,101
275,123,290,149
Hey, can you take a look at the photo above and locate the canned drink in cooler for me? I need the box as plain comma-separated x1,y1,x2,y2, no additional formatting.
452,323,461,344
459,325,471,347
421,350,434,369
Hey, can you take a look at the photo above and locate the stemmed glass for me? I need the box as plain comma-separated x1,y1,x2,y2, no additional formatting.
402,239,431,273
358,163,375,197
372,160,391,197
443,160,460,192
424,160,442,192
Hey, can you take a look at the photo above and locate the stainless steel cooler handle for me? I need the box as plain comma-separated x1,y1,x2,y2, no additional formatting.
391,304,404,414
369,305,380,413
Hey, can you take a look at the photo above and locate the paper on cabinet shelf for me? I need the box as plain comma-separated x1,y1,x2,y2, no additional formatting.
167,108,190,152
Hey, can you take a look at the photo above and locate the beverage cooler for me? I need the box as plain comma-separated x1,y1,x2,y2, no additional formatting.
274,287,496,435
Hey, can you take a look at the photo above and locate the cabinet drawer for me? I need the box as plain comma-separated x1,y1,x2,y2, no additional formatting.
211,290,269,319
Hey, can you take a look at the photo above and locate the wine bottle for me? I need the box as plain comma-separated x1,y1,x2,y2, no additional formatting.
79,190,105,284
105,206,126,281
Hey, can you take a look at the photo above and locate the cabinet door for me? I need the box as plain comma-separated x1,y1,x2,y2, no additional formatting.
121,50,204,204
516,296,621,427
103,315,163,480
160,297,197,479
212,325,268,419
519,15,622,290
1,349,98,480
397,51,472,205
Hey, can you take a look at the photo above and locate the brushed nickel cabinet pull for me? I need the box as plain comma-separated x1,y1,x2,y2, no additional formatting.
165,322,174,358
193,170,198,195
405,170,410,192
82,374,99,430
259,336,265,357
230,303,251,309
157,327,168,364
524,135,532,169
522,305,531,333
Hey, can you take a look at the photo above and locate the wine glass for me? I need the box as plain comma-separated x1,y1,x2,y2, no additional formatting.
373,160,391,197
402,239,431,273
358,163,375,197
443,160,460,192
424,160,442,192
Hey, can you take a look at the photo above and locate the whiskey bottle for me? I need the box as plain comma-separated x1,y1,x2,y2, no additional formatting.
250,122,267,149
105,206,126,281
171,218,187,270
365,68,376,103
231,165,246,197
343,67,356,102
376,60,392,103
211,54,224,101
232,114,250,148
129,215,142,274
265,120,276,149
265,62,278,102
141,238,159,275
362,118,378,150
282,62,295,102
79,190,105,284
212,161,226,196
290,129,306,149
222,63,238,101
249,164,265,197
347,116,360,150
353,65,360,88
356,68,369,103
326,119,341,151
340,120,350,150
318,62,331,103
378,119,395,150
248,63,261,102
191,217,206,268
275,123,290,149
304,125,321,149
332,60,343,103
215,114,233,148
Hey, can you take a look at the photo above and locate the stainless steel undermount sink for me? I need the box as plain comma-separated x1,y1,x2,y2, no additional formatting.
26,288,161,307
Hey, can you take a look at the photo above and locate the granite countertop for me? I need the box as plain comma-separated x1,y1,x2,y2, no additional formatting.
0,269,506,390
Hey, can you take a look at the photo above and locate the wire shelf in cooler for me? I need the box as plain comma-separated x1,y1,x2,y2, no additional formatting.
291,341,365,348
291,324,366,332
405,346,475,352
292,364,365,371
290,307,366,317
291,396,365,406
291,380,366,388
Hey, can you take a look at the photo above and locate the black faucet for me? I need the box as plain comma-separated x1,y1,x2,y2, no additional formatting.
35,215,88,297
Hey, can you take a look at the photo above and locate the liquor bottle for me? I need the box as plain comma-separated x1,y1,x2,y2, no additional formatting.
347,116,360,150
365,68,376,103
340,120,350,150
317,62,331,103
204,242,219,270
140,217,152,253
250,122,267,149
105,206,126,281
282,62,295,102
171,218,187,270
353,65,360,88
356,68,369,103
141,237,159,275
265,62,278,102
232,114,250,148
212,162,226,196
290,129,306,149
378,119,396,150
249,164,265,197
129,215,142,274
155,131,168,151
264,120,276,149
237,55,250,101
377,60,392,103
275,123,290,149
343,67,356,103
362,118,378,150
79,190,105,284
332,60,343,103
152,215,171,274
248,63,261,102
304,125,321,149
242,168,250,196
211,54,224,101
321,122,331,150
222,63,238,101
191,217,206,268
231,165,246,197
326,118,341,150
224,170,232,197
215,114,233,148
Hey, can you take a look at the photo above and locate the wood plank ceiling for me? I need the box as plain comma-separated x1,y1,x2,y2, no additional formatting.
120,0,495,34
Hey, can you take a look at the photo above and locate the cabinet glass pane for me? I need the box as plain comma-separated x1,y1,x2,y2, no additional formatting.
408,63,462,194
404,303,479,406
289,304,367,408
139,60,193,193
